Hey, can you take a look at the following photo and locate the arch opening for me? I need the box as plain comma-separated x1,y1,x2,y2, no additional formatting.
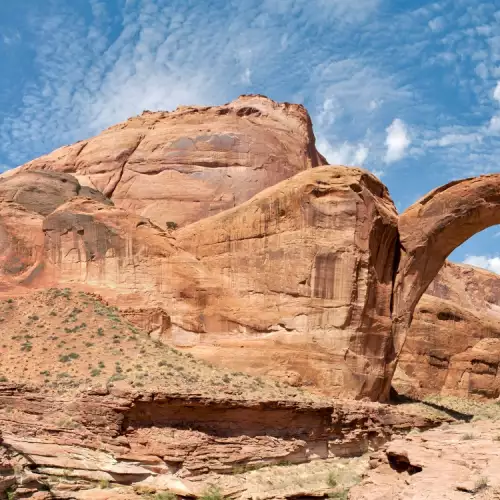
381,174,500,400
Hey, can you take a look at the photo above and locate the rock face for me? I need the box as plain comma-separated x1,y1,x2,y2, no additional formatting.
176,166,399,398
0,171,110,290
20,95,326,228
0,164,399,400
0,383,443,499
395,262,500,399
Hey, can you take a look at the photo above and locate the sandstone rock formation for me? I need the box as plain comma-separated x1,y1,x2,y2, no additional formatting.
386,174,500,399
0,163,399,400
175,166,399,398
0,171,110,290
3,96,500,402
395,262,500,399
0,381,444,499
19,95,326,228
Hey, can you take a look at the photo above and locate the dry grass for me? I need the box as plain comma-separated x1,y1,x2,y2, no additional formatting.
213,457,365,499
0,288,324,402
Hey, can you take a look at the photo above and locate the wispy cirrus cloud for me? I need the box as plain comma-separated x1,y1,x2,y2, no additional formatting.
0,0,391,169
3,0,500,189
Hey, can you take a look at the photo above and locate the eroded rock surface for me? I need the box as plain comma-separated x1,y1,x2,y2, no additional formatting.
396,262,500,399
0,165,398,399
173,166,399,398
19,95,326,228
3,97,500,403
0,383,443,499
386,174,500,399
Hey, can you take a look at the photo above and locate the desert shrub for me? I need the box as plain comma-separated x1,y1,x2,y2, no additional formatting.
166,221,178,230
155,493,177,500
59,353,79,363
475,476,489,492
99,479,110,489
328,490,349,500
327,470,338,487
200,486,224,500
21,342,32,352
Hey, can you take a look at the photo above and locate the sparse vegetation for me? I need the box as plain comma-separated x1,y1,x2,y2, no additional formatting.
200,485,224,500
166,221,178,230
474,476,489,492
328,490,349,500
461,433,475,440
327,470,338,487
154,493,177,500
0,288,323,403
99,479,110,489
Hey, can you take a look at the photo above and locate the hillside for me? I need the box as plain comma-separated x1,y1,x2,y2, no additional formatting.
0,288,318,402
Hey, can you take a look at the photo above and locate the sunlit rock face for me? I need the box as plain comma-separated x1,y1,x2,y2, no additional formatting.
18,94,327,229
175,166,399,399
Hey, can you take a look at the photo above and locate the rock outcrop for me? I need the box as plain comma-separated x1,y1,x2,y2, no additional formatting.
19,95,326,228
0,383,444,499
176,166,399,398
395,262,500,399
386,174,500,399
0,164,399,400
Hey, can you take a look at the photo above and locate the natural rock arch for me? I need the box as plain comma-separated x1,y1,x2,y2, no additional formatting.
382,173,500,399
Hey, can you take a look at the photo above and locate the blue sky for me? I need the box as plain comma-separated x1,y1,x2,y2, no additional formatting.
1,0,500,270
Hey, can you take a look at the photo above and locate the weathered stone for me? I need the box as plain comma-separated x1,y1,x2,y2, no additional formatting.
20,95,326,228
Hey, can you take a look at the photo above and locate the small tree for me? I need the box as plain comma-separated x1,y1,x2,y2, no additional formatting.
166,221,178,230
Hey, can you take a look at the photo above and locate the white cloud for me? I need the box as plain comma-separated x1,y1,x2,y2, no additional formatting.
317,98,339,128
493,81,500,102
317,137,369,166
2,32,20,45
464,255,500,274
489,115,500,132
0,0,390,167
264,0,380,24
428,17,444,32
384,118,411,163
241,68,252,85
